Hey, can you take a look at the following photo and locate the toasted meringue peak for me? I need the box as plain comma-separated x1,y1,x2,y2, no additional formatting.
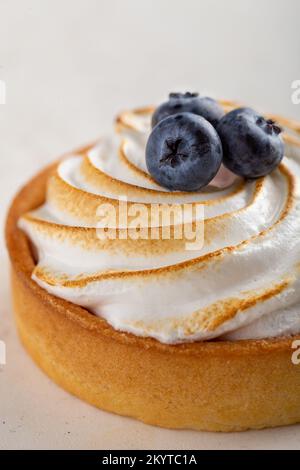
19,104,300,343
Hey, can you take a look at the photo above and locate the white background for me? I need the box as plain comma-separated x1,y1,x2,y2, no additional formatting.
0,0,300,449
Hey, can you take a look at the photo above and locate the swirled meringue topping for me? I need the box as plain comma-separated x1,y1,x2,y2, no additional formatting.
19,103,300,344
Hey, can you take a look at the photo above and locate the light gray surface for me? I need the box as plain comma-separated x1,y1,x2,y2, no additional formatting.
0,0,300,450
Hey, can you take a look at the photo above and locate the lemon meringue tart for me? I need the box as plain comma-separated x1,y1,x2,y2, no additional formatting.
6,97,300,432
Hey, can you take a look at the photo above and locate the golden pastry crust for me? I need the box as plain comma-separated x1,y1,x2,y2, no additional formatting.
6,140,300,433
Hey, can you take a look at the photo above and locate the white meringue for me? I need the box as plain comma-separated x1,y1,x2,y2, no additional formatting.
19,108,300,344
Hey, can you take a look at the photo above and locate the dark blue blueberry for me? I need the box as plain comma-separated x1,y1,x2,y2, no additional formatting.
152,93,224,129
217,108,284,178
146,112,223,191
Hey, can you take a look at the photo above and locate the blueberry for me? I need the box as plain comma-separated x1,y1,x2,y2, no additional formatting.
217,108,284,178
146,112,223,191
152,92,224,129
